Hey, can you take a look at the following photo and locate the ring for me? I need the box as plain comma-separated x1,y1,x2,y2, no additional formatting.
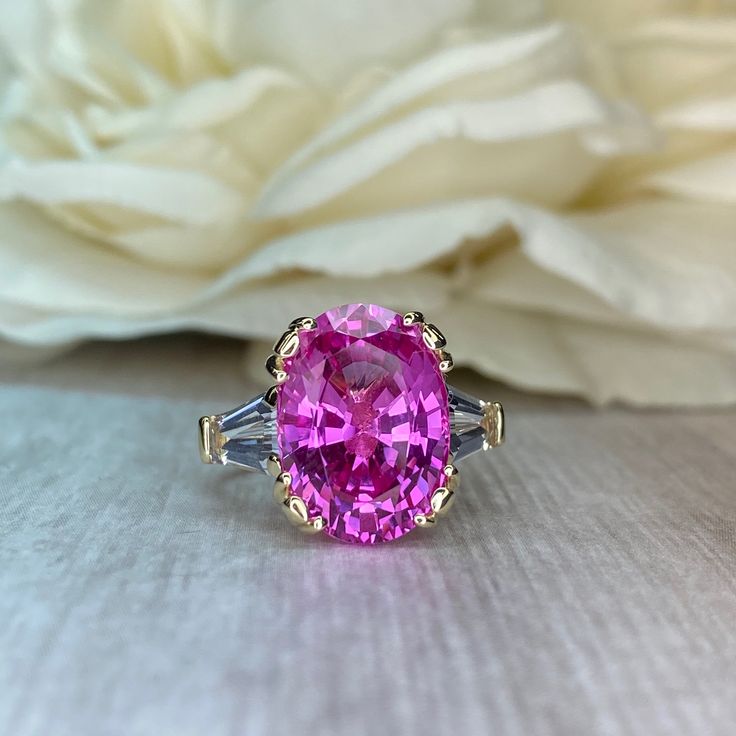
198,303,505,544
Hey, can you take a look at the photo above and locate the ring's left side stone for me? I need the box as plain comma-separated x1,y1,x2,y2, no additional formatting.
198,392,276,473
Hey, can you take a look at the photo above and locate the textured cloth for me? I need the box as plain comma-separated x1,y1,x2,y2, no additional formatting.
1,337,735,736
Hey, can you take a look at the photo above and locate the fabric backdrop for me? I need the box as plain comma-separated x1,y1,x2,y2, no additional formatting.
1,336,735,736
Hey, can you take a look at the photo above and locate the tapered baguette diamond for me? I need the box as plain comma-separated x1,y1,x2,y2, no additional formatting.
448,386,503,461
204,393,277,472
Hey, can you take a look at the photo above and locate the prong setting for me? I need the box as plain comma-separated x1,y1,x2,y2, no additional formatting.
264,385,279,407
443,463,460,492
303,515,327,534
281,493,326,534
273,329,300,358
403,311,424,327
283,494,309,525
482,401,505,449
267,453,282,478
198,415,225,464
289,316,317,331
273,471,292,503
438,350,454,374
422,323,447,351
265,354,288,383
274,469,325,534
266,317,316,385
405,313,458,529
430,486,455,515
198,415,215,464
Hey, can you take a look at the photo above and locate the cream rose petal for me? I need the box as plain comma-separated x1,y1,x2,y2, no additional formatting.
34,131,261,270
642,148,736,203
659,95,736,130
441,299,736,407
615,17,736,113
544,0,690,37
2,198,735,408
17,1,173,106
0,271,449,346
470,237,736,353
3,193,734,335
0,157,244,225
0,203,204,314
255,80,652,218
535,200,736,331
86,66,312,140
211,200,507,285
211,0,475,86
1,0,735,409
209,198,736,336
265,23,577,179
468,247,637,327
216,197,736,331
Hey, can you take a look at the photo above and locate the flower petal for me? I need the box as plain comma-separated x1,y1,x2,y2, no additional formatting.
255,80,652,218
0,203,204,314
0,270,449,346
442,298,736,407
86,66,314,140
643,148,736,203
211,0,474,86
266,23,578,180
0,157,244,225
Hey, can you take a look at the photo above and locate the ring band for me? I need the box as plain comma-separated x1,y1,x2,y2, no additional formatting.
198,303,504,544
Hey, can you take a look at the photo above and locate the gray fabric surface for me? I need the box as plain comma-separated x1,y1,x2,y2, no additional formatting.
1,337,735,736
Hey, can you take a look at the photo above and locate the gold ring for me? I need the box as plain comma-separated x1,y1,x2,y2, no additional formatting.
198,303,504,544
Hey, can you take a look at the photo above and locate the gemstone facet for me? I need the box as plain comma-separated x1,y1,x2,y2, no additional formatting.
277,303,450,544
204,393,277,472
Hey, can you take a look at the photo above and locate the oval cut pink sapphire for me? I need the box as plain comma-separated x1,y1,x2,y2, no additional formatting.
277,303,450,544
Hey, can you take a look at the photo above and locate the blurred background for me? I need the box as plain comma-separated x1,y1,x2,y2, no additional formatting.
1,0,735,405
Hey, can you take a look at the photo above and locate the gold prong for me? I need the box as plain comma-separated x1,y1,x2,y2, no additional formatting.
289,316,317,331
482,401,505,449
282,495,309,525
198,415,223,464
267,454,282,478
437,350,454,373
281,494,325,534
266,354,288,383
443,464,460,492
198,416,212,464
264,385,279,407
273,471,292,504
403,311,424,327
430,487,455,515
422,323,447,350
414,513,436,527
301,515,326,534
273,329,300,358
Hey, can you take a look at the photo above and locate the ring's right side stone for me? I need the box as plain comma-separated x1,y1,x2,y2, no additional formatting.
447,386,504,461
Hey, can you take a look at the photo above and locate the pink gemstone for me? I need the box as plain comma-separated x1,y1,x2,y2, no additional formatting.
277,303,450,544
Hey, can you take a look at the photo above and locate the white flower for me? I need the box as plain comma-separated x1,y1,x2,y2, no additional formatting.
0,0,735,405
